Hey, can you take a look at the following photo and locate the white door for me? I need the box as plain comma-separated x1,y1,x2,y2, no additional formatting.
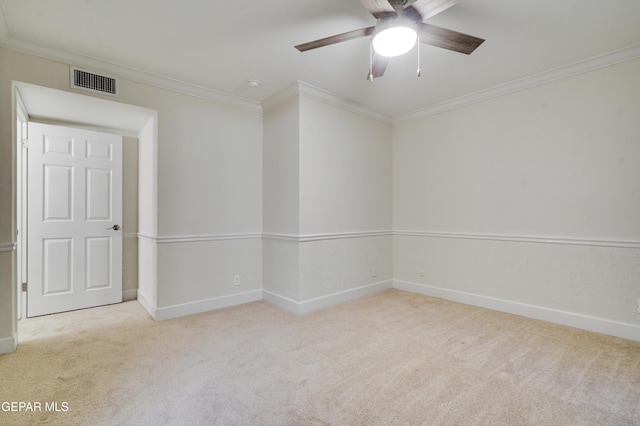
27,122,123,317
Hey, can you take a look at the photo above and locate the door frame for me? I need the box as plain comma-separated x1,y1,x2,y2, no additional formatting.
12,81,158,343
15,89,28,320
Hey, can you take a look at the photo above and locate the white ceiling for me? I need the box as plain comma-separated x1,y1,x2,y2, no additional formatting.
2,0,640,120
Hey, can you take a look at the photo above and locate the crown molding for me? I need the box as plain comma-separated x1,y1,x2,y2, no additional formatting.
261,82,300,113
0,30,262,113
297,81,393,125
394,43,640,125
262,81,393,125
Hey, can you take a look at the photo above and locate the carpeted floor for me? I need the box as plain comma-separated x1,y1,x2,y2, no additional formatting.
1,289,639,425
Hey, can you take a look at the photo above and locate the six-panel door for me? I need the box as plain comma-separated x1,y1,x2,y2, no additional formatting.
27,122,123,317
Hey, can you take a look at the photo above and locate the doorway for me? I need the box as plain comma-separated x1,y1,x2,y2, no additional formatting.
13,82,158,336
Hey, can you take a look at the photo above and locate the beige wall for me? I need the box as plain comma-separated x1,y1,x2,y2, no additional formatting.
0,47,263,344
122,136,139,296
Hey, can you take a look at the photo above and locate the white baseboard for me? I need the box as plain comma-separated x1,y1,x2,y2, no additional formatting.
154,290,262,321
393,280,640,342
136,290,157,320
122,289,137,302
263,280,393,315
262,290,300,314
0,335,17,355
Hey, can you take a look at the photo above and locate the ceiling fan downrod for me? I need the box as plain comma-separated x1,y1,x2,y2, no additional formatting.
368,42,374,82
388,0,409,13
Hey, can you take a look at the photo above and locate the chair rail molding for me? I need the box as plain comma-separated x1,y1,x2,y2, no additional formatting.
0,242,16,252
393,230,640,249
263,230,392,243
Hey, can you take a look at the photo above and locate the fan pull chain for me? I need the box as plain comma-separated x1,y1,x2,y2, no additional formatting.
417,35,421,77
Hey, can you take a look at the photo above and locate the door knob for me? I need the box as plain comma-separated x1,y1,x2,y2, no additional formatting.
108,224,120,231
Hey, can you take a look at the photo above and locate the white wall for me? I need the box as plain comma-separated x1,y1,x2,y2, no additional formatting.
263,97,300,301
299,96,392,235
297,96,393,307
263,97,300,236
2,45,638,350
262,89,393,311
137,81,264,318
393,58,640,340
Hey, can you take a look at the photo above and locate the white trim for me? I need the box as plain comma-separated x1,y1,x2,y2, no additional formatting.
154,290,262,321
122,289,137,302
262,81,393,125
131,230,639,249
297,81,392,125
137,233,157,243
394,43,640,125
262,290,300,314
261,83,299,112
298,280,393,314
263,280,393,315
262,233,300,242
393,280,640,342
136,290,157,320
393,230,640,249
141,231,391,244
0,335,17,354
156,233,262,244
299,230,392,242
0,242,15,252
263,230,392,243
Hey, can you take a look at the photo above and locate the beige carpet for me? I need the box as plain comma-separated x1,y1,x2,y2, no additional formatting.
1,289,639,425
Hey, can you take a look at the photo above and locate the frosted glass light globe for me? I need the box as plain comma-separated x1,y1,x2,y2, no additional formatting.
372,19,418,57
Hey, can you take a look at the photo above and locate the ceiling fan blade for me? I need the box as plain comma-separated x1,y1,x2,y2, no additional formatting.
295,26,375,52
418,22,484,54
360,0,397,19
404,0,460,22
368,52,389,80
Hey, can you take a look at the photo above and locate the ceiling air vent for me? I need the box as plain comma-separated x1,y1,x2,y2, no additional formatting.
70,66,119,97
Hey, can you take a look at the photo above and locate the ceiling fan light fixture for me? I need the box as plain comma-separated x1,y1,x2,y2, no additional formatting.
372,18,418,57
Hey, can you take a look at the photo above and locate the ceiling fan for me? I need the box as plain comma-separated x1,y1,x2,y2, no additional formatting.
295,0,484,80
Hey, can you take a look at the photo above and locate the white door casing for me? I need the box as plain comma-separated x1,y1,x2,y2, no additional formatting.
27,122,122,317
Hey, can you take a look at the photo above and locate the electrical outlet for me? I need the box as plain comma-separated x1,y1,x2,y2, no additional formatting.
371,267,378,277
233,275,240,286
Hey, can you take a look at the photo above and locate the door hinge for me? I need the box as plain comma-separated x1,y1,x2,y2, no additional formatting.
22,282,27,292
22,138,28,149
